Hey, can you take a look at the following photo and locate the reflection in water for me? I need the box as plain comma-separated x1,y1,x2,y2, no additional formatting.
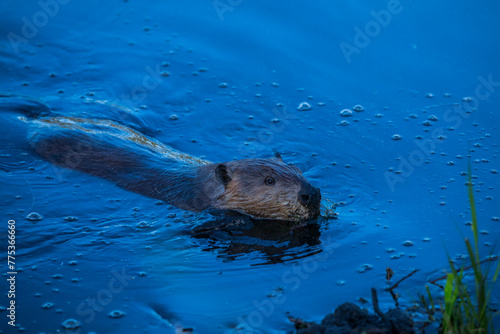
188,211,335,265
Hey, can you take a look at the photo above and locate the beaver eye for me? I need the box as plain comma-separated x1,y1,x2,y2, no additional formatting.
264,177,275,186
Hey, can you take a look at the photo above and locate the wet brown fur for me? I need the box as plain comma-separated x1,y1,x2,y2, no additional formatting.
26,116,320,221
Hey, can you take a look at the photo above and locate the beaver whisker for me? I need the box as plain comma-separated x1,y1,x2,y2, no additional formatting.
320,197,338,219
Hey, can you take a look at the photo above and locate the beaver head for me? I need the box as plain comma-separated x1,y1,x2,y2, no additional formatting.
212,153,321,221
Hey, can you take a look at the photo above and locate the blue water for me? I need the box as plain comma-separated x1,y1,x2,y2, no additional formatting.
1,1,499,333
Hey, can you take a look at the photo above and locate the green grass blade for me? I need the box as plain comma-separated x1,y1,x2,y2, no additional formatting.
467,162,480,263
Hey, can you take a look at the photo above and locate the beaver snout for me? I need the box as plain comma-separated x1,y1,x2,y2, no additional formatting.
298,184,321,216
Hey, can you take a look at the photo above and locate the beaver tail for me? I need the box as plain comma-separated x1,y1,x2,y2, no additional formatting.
0,94,52,119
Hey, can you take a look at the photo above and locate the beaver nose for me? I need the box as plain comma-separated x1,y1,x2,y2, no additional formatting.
299,185,321,207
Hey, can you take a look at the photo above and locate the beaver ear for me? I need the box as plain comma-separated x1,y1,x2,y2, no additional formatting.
273,151,283,161
215,163,232,187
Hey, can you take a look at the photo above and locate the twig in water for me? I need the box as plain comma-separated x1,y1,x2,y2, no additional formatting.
387,269,420,306
371,288,388,323
428,256,497,285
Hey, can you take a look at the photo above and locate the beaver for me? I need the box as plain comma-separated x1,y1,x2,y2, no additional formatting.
2,96,321,221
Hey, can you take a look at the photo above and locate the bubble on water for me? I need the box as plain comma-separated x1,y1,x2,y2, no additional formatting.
340,109,353,117
425,93,434,98
374,113,383,118
444,93,451,97
439,201,446,206
409,114,418,119
357,264,373,273
26,212,43,221
480,230,489,235
392,134,402,141
428,115,438,121
490,170,498,174
340,120,349,126
391,253,404,259
138,271,148,277
491,217,499,221
271,82,279,87
109,310,126,318
218,82,228,88
137,221,149,228
422,120,432,126
386,248,396,253
63,216,78,222
402,240,414,247
42,302,54,309
52,274,63,279
447,161,455,166
336,280,346,286
62,319,81,330
198,67,208,72
161,61,170,67
423,237,431,242
297,102,311,111
170,114,178,120
462,96,472,102
160,71,170,77
353,105,364,112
